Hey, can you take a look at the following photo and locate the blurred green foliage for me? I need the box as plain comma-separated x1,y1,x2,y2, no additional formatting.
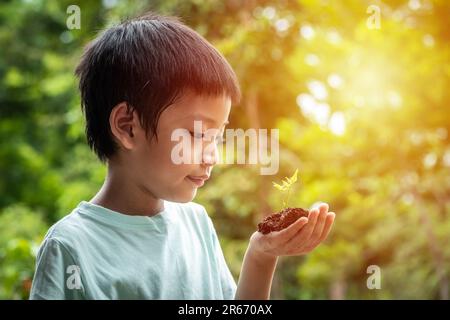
0,0,449,299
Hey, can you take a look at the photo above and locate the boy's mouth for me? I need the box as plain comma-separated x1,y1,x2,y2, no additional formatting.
186,175,209,187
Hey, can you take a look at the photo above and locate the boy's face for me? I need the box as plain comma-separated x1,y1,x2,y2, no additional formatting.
126,90,231,203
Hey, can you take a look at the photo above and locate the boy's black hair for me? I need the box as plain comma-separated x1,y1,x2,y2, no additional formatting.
75,12,241,162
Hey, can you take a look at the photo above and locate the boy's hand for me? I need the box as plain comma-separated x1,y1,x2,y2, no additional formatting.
249,203,335,259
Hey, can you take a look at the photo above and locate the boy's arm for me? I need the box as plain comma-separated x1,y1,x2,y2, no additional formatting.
235,203,335,300
235,244,278,299
30,237,85,300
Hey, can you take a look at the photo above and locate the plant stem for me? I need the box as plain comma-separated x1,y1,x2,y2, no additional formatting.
286,188,291,208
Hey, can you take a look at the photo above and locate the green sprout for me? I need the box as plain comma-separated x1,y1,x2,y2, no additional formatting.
272,169,299,209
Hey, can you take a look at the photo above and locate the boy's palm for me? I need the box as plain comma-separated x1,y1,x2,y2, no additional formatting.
249,203,335,257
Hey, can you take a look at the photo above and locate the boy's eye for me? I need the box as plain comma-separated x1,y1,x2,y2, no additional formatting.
189,131,226,144
189,131,204,139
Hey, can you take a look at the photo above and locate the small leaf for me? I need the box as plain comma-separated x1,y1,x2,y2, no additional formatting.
272,182,284,191
290,169,298,184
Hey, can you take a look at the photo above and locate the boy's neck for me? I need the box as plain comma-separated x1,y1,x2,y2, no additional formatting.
90,164,164,217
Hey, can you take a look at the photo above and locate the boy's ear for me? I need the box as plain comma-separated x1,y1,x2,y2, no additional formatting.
109,102,140,150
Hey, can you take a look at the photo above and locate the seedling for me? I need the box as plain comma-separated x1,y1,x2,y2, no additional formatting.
258,169,309,235
272,168,298,210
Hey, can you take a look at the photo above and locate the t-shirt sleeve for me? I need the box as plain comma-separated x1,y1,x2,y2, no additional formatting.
29,237,85,300
206,216,237,300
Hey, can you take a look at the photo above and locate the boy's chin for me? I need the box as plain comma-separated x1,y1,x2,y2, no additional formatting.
165,185,197,203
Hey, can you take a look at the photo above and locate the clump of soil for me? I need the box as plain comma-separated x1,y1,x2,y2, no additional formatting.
257,207,309,235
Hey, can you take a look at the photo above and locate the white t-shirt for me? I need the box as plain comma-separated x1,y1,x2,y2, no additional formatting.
30,200,236,299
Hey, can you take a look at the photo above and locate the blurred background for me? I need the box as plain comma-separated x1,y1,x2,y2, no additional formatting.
0,0,449,299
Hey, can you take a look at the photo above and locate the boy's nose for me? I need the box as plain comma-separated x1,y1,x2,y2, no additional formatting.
202,145,218,166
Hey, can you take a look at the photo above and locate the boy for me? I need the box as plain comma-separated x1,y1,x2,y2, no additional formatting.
30,12,335,300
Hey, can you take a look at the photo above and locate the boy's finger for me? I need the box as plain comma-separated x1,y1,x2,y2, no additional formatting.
310,202,329,213
319,212,335,242
309,207,328,243
292,209,319,243
268,216,309,246
298,212,335,252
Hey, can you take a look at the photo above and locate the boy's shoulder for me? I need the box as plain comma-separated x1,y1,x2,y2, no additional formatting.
44,200,212,242
172,200,210,220
41,206,91,246
165,200,214,231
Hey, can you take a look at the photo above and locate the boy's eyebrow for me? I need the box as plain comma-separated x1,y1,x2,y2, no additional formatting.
185,114,229,127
